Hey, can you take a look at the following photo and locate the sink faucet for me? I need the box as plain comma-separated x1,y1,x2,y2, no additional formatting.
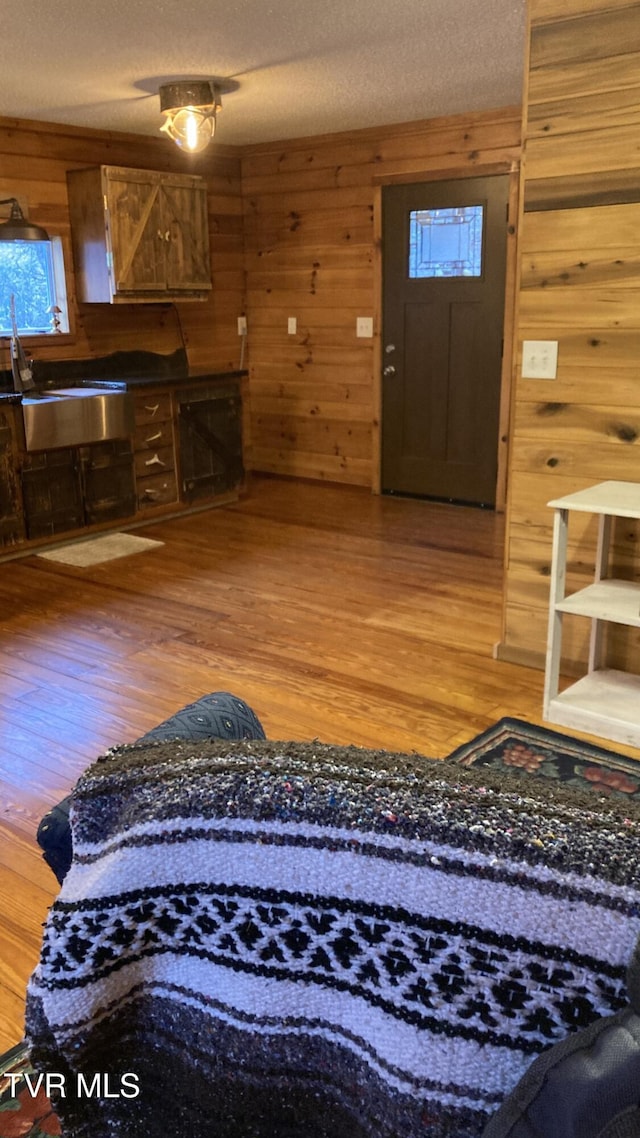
9,294,36,395
10,335,36,395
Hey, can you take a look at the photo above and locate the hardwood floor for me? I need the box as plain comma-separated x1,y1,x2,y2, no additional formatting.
0,474,621,1051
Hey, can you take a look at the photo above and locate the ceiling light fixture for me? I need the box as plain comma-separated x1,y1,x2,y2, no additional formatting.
159,81,222,153
0,198,50,241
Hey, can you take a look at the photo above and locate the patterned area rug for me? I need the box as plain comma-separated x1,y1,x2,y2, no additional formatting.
447,716,640,798
36,532,163,567
0,1041,60,1136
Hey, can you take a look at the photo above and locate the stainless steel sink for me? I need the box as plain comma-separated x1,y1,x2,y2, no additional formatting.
22,387,134,452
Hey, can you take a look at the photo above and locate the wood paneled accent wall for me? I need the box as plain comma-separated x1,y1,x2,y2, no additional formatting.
0,116,244,374
0,108,520,488
499,0,640,670
241,108,521,485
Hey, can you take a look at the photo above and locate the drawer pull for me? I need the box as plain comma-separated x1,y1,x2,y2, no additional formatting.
144,403,160,416
145,453,166,468
145,430,163,443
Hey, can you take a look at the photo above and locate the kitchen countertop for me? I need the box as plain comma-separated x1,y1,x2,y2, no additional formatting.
95,369,246,390
0,370,247,402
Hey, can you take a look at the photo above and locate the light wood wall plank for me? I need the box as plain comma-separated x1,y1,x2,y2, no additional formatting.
528,87,640,137
521,202,640,248
530,0,640,22
250,448,371,484
514,401,640,445
517,367,640,404
529,7,640,68
521,248,640,289
518,287,640,326
528,49,640,103
525,125,640,181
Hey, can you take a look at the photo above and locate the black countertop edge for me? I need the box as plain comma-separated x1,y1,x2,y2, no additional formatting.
0,370,247,402
87,369,247,390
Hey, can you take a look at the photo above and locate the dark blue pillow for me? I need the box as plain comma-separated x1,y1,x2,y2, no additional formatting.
482,1006,640,1138
37,795,72,884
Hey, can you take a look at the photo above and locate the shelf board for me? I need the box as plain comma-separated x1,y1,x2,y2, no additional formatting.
546,669,640,749
555,579,640,626
547,481,640,518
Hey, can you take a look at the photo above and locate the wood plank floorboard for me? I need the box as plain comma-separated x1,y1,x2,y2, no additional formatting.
0,474,636,1052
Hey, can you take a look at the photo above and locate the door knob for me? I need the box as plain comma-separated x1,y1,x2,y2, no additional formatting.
383,365,396,377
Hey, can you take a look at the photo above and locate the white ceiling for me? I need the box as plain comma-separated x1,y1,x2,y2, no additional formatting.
4,0,527,147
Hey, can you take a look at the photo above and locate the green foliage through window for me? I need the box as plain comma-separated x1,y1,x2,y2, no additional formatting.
0,241,59,334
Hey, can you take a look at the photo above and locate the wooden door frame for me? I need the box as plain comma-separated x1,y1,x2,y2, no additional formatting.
372,162,520,511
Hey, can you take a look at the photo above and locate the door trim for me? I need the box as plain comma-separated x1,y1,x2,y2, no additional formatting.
372,163,520,511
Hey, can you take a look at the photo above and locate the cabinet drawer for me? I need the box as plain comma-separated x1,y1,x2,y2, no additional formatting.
136,470,178,510
134,445,176,478
134,393,173,426
134,419,174,451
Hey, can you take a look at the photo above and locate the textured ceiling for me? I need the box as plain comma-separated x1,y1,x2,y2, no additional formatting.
3,0,527,146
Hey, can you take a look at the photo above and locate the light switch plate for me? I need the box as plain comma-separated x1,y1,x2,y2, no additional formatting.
522,340,558,379
287,317,297,335
237,315,247,335
356,316,373,338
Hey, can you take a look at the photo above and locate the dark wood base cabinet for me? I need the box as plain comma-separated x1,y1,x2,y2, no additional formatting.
22,450,84,539
82,441,137,526
0,374,244,557
178,384,243,504
0,406,25,546
21,442,136,540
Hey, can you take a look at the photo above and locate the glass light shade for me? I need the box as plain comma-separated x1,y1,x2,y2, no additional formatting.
159,81,220,153
162,107,216,152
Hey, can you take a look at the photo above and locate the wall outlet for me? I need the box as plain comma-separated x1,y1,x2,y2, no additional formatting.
521,340,558,379
237,315,247,335
356,316,373,338
287,316,297,335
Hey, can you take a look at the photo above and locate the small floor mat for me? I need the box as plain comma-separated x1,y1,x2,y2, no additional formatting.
447,716,640,799
37,532,163,567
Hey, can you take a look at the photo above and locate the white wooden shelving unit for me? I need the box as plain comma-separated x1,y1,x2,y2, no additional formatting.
544,480,640,748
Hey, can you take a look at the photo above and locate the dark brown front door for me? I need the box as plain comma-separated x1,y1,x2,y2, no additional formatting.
381,176,509,506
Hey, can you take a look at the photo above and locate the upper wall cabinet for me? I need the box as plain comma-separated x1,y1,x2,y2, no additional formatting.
67,166,212,303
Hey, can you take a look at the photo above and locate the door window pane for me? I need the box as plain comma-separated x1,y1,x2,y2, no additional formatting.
409,206,484,278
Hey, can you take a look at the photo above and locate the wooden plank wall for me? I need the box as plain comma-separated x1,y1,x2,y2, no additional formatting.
241,108,521,485
499,0,640,670
0,116,244,375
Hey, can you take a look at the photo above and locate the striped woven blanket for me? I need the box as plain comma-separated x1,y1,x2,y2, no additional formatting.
26,739,640,1138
